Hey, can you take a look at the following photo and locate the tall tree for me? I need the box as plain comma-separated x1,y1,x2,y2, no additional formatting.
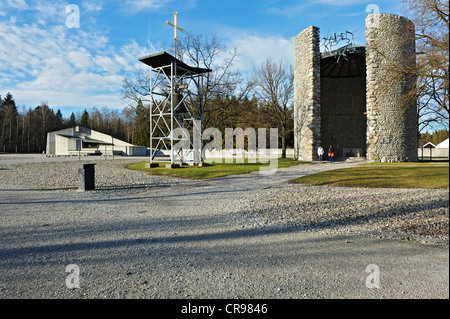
54,109,64,129
33,103,55,153
132,99,150,147
404,0,449,131
80,109,90,127
1,93,18,152
251,59,294,158
67,112,77,127
431,129,449,145
122,32,250,132
0,94,4,151
174,32,249,129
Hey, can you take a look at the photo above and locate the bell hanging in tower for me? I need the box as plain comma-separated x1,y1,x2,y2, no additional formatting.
173,92,189,114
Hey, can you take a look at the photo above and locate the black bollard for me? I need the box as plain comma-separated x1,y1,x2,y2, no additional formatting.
78,163,96,191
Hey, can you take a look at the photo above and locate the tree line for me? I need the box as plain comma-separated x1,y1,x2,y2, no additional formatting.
0,89,293,154
0,93,136,153
419,129,449,146
0,93,64,153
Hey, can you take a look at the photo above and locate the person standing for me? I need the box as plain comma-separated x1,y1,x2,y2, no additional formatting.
328,145,335,164
318,146,324,164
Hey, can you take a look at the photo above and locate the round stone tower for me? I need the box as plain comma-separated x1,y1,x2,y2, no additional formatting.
366,13,418,162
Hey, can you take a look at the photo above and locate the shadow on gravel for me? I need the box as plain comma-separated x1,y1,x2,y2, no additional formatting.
0,183,180,193
0,195,447,268
0,219,408,270
95,183,177,192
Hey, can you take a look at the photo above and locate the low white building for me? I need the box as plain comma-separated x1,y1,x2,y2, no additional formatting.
436,138,449,149
46,126,147,156
418,138,449,160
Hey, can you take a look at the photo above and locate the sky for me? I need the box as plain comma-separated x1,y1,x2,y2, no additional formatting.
0,0,407,118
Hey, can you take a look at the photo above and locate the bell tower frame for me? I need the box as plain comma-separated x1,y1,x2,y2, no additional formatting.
139,51,211,166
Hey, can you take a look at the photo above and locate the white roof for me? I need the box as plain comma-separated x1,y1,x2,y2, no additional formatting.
436,138,449,148
423,142,436,148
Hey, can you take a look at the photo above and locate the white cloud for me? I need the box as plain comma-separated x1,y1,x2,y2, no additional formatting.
82,0,102,12
265,0,373,17
315,0,371,6
0,0,30,10
231,34,295,74
67,48,95,71
124,0,172,12
0,8,151,109
264,3,310,17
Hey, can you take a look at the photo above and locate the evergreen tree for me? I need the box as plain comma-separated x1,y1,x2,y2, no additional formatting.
432,129,449,145
1,93,18,152
54,109,64,129
132,99,150,147
0,94,4,151
67,112,77,127
80,109,90,127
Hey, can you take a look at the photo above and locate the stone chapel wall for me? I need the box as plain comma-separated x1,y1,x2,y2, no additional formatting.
294,26,321,161
365,13,418,162
294,13,418,162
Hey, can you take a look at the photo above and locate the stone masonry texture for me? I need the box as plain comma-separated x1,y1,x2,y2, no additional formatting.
294,13,418,162
365,13,418,162
294,26,321,162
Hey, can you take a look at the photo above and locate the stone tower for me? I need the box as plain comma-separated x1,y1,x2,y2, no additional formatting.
294,26,321,162
294,13,418,162
366,13,418,162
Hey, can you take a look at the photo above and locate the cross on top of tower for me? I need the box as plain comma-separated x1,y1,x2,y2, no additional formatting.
167,12,184,42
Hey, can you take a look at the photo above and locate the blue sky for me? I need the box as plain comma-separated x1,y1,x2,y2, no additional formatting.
0,0,407,118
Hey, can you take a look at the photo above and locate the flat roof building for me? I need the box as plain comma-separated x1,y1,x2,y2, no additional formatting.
46,126,147,157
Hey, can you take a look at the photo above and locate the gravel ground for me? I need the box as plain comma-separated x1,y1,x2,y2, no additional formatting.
0,156,189,191
238,184,449,247
0,155,448,299
1,156,447,246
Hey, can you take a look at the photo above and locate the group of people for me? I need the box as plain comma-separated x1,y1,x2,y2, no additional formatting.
317,145,334,164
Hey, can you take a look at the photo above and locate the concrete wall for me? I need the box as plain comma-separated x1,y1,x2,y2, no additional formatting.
55,135,69,155
126,146,148,156
418,148,449,159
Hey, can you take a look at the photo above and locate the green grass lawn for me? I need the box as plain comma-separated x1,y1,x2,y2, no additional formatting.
127,158,307,180
289,163,449,189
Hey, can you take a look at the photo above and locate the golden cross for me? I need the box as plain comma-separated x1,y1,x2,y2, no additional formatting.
166,12,184,42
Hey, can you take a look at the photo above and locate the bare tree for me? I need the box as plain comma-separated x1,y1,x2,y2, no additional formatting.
121,67,153,107
404,0,449,131
122,32,250,131
251,59,294,158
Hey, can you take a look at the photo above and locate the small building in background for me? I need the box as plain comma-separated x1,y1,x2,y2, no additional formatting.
46,126,147,156
436,138,449,149
422,142,436,149
419,139,449,160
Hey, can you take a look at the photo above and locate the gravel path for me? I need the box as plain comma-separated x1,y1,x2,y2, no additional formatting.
0,155,448,299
